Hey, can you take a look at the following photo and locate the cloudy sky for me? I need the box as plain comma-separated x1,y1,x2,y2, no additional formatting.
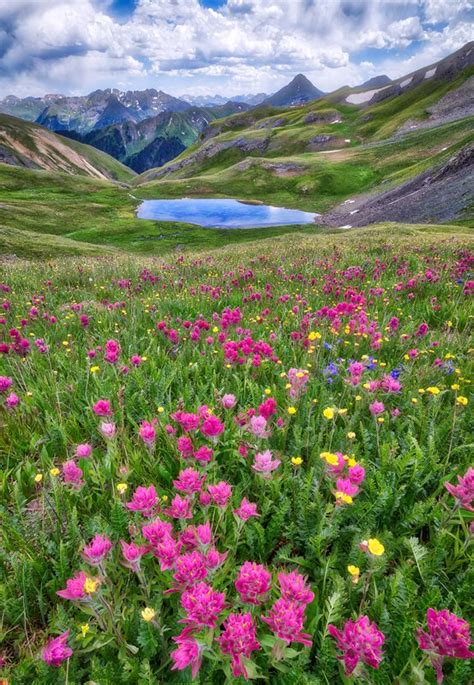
1,0,473,98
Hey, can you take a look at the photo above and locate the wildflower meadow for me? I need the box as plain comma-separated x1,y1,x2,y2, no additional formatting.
0,230,472,684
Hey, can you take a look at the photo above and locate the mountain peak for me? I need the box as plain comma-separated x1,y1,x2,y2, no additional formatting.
263,74,324,107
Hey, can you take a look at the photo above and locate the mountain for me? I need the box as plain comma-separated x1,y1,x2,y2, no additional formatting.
0,88,192,134
182,92,267,107
0,114,135,181
63,101,250,172
358,75,392,89
262,74,324,107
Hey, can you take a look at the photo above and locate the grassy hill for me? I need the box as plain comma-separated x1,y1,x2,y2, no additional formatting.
0,114,135,182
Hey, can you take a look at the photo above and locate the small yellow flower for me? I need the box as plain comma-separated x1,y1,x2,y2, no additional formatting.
323,407,335,420
141,607,156,622
84,578,99,594
90,365,100,374
34,473,43,483
347,565,360,583
264,388,271,395
426,387,440,395
287,406,297,415
50,468,60,477
335,491,353,504
347,431,356,439
320,451,339,466
451,383,460,391
157,406,164,413
368,538,385,556
62,340,69,346
80,624,90,638
355,395,362,401
117,482,128,494
162,495,168,502
291,456,303,466
456,396,468,406
295,371,306,379
338,408,348,415
411,398,418,404
308,331,321,341
347,457,357,467
377,417,385,423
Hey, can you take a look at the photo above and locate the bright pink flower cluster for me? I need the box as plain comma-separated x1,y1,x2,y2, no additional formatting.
235,562,271,605
42,631,73,667
416,608,473,683
444,467,474,512
328,615,385,675
217,613,261,679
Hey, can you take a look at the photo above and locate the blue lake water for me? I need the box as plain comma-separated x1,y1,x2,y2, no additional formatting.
136,198,317,229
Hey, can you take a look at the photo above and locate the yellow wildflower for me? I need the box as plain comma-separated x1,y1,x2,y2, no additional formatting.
291,457,303,466
456,396,468,406
368,538,385,556
84,578,99,594
288,406,297,415
323,407,335,420
141,607,156,622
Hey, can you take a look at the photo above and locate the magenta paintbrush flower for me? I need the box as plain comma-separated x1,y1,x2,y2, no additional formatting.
278,571,314,606
173,551,208,588
173,468,206,495
141,518,173,546
165,494,193,519
42,631,72,667
416,608,474,683
262,598,312,646
233,497,259,521
328,615,385,675
252,449,281,477
208,481,232,507
82,534,112,566
139,420,156,447
217,612,261,680
92,399,112,416
75,443,92,459
0,376,13,393
56,571,91,601
235,561,271,605
120,540,148,572
444,468,474,512
201,414,224,439
126,485,157,516
180,581,226,628
171,630,203,680
62,460,83,488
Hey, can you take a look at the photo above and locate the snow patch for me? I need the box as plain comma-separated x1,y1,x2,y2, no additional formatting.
346,86,389,104
400,77,413,88
424,68,436,79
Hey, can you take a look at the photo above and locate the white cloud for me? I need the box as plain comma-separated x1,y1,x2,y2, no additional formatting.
0,0,472,97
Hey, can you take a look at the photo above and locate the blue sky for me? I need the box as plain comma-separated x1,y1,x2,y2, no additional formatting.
0,0,472,97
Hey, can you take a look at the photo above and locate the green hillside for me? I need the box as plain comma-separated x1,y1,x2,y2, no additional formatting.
0,114,135,182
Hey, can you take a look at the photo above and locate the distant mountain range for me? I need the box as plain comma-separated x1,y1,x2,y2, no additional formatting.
182,93,268,107
61,102,249,173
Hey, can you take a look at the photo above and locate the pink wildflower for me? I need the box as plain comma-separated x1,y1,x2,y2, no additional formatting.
165,494,193,520
416,609,473,684
262,599,312,646
278,571,314,606
201,415,224,439
193,445,213,463
173,468,206,495
75,443,92,459
141,518,173,545
104,339,121,363
139,420,156,447
328,615,385,675
82,534,112,566
233,498,259,521
42,631,72,667
120,540,148,572
171,631,203,680
62,460,83,487
173,551,208,588
348,464,366,485
177,436,194,458
249,415,269,438
56,571,88,601
153,537,183,571
180,582,226,628
235,561,271,605
0,376,12,393
92,399,112,416
126,485,157,516
369,401,385,416
252,450,281,477
5,392,19,408
208,481,232,508
444,468,474,512
217,613,261,680
99,421,116,439
221,393,237,409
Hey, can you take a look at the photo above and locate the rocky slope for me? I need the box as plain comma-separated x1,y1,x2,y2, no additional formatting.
319,142,473,226
0,114,135,181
